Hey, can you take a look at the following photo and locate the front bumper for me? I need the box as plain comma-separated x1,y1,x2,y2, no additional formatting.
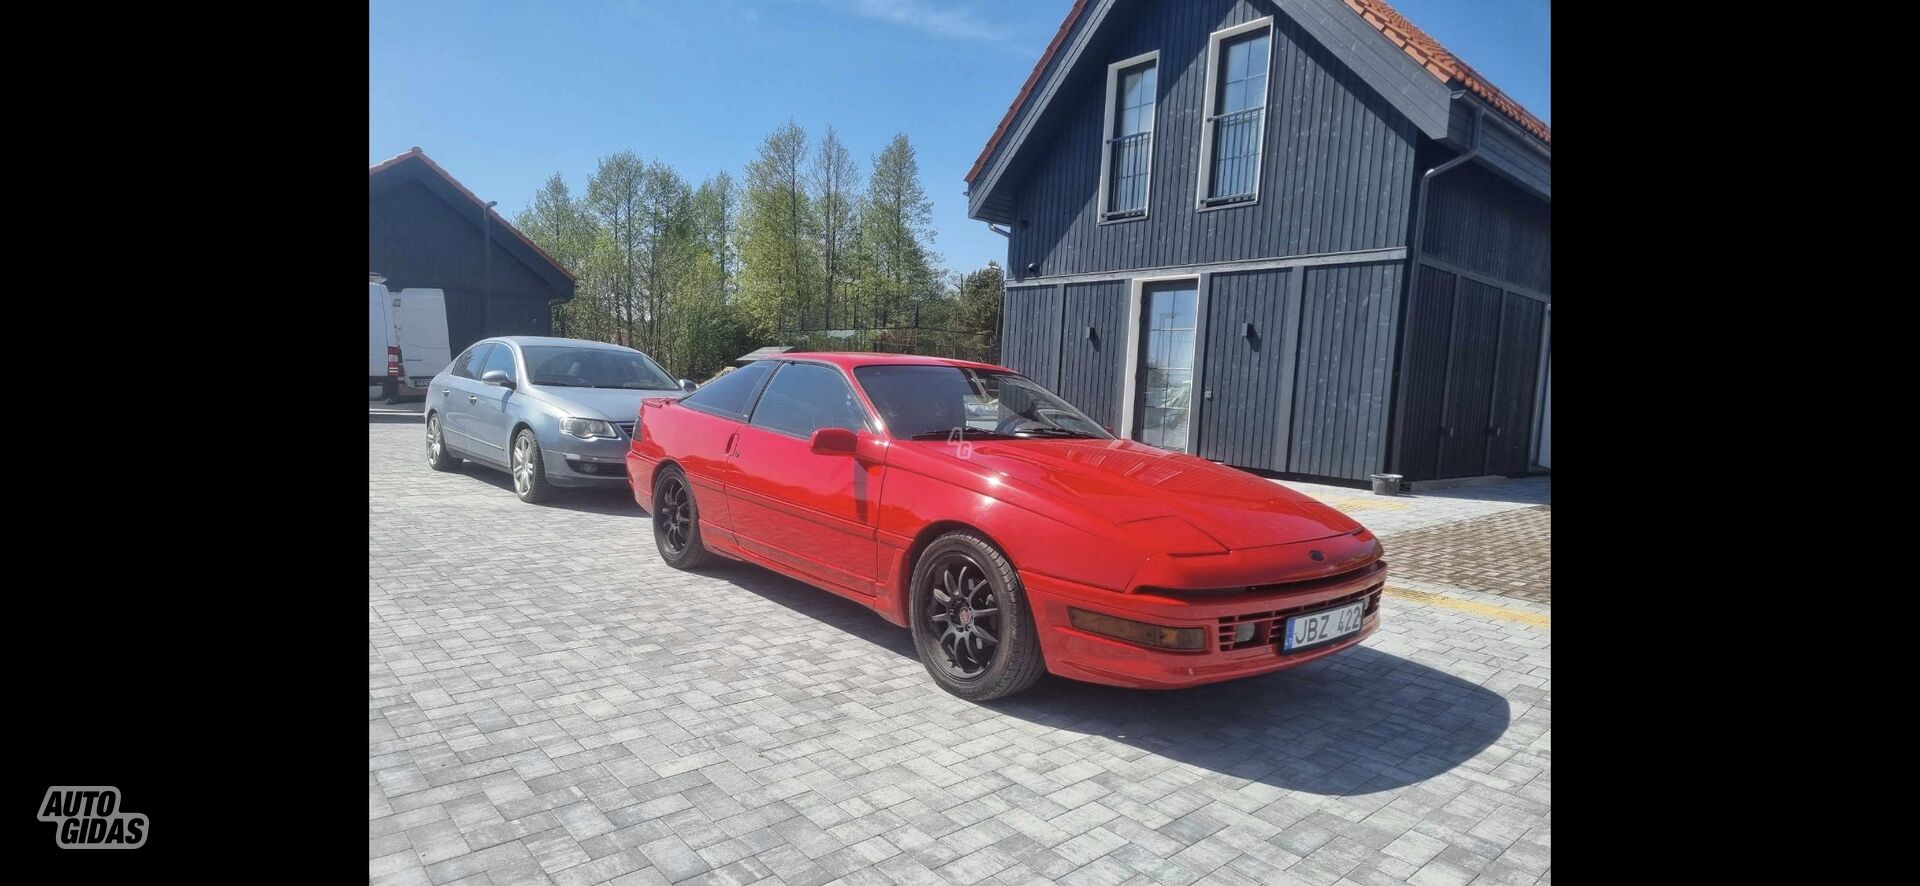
1025,559,1387,690
544,435,631,486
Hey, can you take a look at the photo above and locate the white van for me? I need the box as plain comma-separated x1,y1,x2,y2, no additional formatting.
394,288,451,388
368,280,453,399
369,280,399,399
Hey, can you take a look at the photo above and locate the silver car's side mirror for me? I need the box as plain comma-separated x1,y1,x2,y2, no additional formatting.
679,379,698,393
481,369,515,389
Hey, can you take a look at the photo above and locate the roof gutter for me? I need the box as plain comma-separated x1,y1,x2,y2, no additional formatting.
1388,106,1483,475
986,222,1011,237
1455,91,1550,159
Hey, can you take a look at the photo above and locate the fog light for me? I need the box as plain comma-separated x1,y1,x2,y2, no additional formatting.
581,463,598,474
1067,608,1206,650
1231,623,1257,644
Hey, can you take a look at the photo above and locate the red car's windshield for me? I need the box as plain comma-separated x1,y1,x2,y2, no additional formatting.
854,365,1112,441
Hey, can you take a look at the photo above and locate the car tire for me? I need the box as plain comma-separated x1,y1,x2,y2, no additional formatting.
426,412,460,472
909,531,1045,702
652,465,714,569
511,429,555,504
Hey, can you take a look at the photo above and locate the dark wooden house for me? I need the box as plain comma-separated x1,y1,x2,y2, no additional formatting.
967,0,1550,483
369,148,576,355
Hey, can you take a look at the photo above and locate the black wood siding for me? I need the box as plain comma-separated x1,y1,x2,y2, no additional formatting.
1057,281,1128,428
1006,0,1417,280
1486,293,1546,474
1390,265,1547,480
370,178,562,354
1000,285,1063,387
1420,161,1551,294
1392,265,1457,479
1287,262,1401,480
1197,268,1297,471
1433,278,1503,479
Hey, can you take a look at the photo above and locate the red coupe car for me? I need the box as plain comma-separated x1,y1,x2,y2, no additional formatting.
625,353,1385,700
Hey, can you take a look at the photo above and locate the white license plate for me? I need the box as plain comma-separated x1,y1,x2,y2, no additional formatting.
1283,600,1368,651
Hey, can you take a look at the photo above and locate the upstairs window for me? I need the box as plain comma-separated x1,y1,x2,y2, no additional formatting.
1199,18,1272,207
1098,52,1158,222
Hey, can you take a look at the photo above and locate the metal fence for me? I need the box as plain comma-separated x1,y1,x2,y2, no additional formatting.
1206,107,1264,202
779,315,999,366
1105,131,1153,217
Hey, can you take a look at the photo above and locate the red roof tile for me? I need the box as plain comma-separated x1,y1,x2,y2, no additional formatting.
1340,0,1550,144
369,147,577,282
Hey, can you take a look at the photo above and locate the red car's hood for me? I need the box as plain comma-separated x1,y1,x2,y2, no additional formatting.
941,437,1361,551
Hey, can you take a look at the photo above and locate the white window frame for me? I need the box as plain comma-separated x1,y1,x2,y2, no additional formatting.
1195,16,1275,212
1119,275,1201,451
1097,50,1160,225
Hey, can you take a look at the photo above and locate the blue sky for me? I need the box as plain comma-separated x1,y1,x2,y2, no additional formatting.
370,0,1549,275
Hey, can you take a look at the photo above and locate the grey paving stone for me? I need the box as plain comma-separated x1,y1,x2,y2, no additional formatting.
368,425,1550,886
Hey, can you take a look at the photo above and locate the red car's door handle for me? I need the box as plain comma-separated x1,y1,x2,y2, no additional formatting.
725,431,740,458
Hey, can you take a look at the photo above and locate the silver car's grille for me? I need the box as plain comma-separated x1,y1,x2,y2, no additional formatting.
614,421,636,438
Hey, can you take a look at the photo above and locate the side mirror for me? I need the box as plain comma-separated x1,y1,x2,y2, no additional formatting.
809,427,858,456
679,378,698,393
481,370,515,389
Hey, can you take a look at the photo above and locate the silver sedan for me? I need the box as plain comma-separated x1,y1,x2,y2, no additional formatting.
424,336,694,503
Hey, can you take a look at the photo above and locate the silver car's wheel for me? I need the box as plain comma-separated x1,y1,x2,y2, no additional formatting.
425,413,458,472
510,429,554,503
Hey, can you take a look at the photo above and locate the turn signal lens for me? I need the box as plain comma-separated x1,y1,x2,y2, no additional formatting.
1067,608,1206,650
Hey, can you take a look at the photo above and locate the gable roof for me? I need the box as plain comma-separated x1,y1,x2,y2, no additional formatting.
369,147,577,284
1340,0,1549,144
964,0,1547,191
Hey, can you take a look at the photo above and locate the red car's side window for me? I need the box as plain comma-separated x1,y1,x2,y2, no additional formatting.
681,360,774,420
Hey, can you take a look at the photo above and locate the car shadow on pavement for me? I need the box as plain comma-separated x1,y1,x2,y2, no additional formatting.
707,559,1510,797
454,465,647,518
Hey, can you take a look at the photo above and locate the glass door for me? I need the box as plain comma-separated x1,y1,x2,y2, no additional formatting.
1134,281,1197,450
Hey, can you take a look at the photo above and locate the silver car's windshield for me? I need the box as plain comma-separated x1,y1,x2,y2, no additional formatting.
854,365,1111,440
522,346,675,389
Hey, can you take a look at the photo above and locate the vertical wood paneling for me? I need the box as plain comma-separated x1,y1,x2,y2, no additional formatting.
1196,268,1296,471
1006,0,1418,282
1486,292,1545,473
1391,265,1457,480
1287,261,1401,480
1421,161,1551,293
370,178,567,353
1057,281,1129,427
1434,278,1502,478
1000,285,1064,387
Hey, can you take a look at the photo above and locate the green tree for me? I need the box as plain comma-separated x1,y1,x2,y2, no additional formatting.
810,126,860,329
691,171,738,298
584,151,648,347
515,172,594,337
636,161,694,359
737,120,818,337
853,134,940,329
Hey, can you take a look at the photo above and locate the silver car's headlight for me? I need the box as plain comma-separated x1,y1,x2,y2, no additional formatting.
560,417,618,439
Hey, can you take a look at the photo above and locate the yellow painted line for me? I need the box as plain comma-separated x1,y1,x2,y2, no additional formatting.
1384,586,1551,628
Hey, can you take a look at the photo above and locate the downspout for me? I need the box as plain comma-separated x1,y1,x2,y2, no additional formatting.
1387,104,1483,477
985,222,1011,237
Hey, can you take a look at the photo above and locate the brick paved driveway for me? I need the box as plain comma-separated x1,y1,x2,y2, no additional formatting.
371,421,1551,886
